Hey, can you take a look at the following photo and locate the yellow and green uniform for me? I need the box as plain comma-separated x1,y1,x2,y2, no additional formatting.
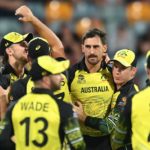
0,63,27,89
0,63,27,150
132,86,150,150
84,79,139,150
0,88,85,150
10,73,71,104
85,80,139,136
68,58,114,137
68,58,114,149
10,57,71,104
54,73,71,103
111,84,150,150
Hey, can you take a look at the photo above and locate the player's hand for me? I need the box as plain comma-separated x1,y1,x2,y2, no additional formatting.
11,135,16,143
73,101,87,122
105,52,110,64
0,86,8,120
102,50,110,64
15,5,34,22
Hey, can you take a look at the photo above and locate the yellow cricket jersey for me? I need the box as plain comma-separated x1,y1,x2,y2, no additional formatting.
1,88,86,150
110,80,139,110
10,57,71,103
26,77,34,94
12,90,61,150
12,89,75,150
110,91,120,109
132,86,150,150
54,74,72,103
11,74,72,104
0,63,27,89
68,59,114,137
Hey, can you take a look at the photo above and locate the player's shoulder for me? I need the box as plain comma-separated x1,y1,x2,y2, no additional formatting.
53,94,73,115
10,76,31,101
133,86,150,98
13,75,30,87
0,72,10,89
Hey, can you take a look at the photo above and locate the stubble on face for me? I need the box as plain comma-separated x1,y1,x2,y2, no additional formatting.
83,36,105,66
11,43,28,65
50,75,63,91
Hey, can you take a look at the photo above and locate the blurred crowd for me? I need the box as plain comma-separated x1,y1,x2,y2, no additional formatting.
0,0,150,88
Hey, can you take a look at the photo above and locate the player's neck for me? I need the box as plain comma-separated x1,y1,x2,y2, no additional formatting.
85,60,101,73
9,60,25,77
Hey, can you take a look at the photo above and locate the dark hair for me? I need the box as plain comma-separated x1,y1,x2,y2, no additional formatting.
81,28,107,45
2,52,8,65
147,56,150,69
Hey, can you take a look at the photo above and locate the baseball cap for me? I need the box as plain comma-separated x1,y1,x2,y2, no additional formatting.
110,49,137,67
30,56,70,81
28,37,51,59
0,32,33,55
146,50,150,68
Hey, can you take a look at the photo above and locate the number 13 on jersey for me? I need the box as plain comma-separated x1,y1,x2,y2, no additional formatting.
20,117,48,147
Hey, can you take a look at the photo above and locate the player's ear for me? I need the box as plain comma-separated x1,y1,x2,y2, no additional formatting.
6,47,13,56
102,44,108,61
81,44,85,53
147,68,150,77
131,67,137,77
103,44,107,53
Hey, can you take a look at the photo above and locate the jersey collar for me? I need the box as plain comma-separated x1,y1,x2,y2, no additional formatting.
2,63,28,77
78,57,107,73
2,63,16,75
32,88,54,97
146,79,150,86
118,79,135,92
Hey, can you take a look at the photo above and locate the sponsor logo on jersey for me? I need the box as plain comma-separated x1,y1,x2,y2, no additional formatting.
117,51,128,58
81,86,109,93
101,74,109,81
61,80,65,86
77,74,86,84
117,96,127,112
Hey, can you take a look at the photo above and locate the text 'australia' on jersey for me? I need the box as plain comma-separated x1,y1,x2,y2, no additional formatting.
70,68,114,137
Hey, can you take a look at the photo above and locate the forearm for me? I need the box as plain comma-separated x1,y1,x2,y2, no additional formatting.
0,1,23,10
111,115,131,150
111,124,128,150
85,116,114,134
30,15,65,57
16,5,66,58
64,116,86,150
0,119,15,149
0,95,8,120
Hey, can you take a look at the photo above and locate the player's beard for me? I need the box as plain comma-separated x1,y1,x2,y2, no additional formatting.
18,56,28,65
12,52,28,66
51,79,61,91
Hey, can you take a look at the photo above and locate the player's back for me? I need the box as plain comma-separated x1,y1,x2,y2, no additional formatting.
12,91,63,150
132,86,150,150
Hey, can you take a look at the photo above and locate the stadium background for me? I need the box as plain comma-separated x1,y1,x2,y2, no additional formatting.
0,0,150,88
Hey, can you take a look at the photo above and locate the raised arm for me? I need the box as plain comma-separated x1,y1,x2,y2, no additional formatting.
15,5,66,58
